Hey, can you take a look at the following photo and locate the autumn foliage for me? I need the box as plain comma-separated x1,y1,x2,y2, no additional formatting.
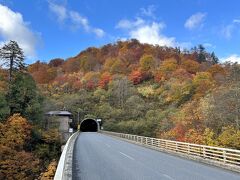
6,42,237,180
21,39,240,151
0,39,239,180
24,40,240,148
0,114,40,179
99,72,112,89
0,112,62,179
129,70,144,85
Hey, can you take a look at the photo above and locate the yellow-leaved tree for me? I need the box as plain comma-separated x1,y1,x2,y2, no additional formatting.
0,114,40,179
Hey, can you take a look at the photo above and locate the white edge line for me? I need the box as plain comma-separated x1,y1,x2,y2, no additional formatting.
119,151,135,160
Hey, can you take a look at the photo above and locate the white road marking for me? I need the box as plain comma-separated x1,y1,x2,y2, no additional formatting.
119,151,135,160
163,174,175,180
105,143,111,148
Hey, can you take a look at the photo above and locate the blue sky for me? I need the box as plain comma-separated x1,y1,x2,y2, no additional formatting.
0,0,240,64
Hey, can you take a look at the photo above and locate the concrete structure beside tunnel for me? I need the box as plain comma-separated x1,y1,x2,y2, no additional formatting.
80,118,99,132
45,111,72,142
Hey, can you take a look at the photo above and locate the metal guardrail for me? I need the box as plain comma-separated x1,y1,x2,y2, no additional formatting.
102,131,240,172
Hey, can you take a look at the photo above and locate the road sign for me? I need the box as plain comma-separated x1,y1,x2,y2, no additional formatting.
69,128,73,133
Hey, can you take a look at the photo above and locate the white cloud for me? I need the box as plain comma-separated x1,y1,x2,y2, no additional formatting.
0,4,39,58
140,5,156,18
48,2,105,38
203,43,216,49
116,18,144,29
48,2,67,22
220,54,240,64
221,24,234,39
233,19,240,24
117,18,177,47
221,19,240,39
69,11,105,37
116,19,132,29
177,42,192,49
130,22,175,46
184,12,206,30
92,28,105,38
69,11,90,31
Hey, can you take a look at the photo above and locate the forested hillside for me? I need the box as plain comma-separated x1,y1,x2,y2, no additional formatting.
28,39,240,149
0,41,61,179
0,39,239,179
1,1,240,179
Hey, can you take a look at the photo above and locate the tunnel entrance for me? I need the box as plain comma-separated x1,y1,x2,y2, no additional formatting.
80,118,98,132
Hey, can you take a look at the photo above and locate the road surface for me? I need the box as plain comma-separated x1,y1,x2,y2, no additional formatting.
72,132,240,180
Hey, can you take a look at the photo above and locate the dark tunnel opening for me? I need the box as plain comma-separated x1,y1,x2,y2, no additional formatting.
80,118,98,132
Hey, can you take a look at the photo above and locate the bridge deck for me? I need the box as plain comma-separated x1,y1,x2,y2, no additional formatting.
72,132,240,180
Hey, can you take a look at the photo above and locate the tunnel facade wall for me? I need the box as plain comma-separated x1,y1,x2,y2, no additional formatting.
80,118,99,132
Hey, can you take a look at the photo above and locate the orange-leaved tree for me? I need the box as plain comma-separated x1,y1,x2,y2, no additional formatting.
99,72,112,89
129,69,144,85
0,114,40,179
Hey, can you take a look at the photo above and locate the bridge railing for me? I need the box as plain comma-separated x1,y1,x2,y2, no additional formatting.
101,131,240,172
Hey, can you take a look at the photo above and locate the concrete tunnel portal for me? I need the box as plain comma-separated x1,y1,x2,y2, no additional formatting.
80,118,99,132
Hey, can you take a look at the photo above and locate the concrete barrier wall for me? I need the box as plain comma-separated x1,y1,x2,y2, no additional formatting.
54,132,79,180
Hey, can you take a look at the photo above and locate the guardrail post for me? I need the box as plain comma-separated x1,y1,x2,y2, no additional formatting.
175,142,178,152
223,150,226,164
151,138,154,146
187,144,190,154
203,147,206,158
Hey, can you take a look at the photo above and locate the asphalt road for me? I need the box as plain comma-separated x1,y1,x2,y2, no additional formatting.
72,132,240,180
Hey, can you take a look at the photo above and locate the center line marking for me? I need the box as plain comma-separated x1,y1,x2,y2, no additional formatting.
119,151,135,160
105,143,111,148
163,174,175,180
